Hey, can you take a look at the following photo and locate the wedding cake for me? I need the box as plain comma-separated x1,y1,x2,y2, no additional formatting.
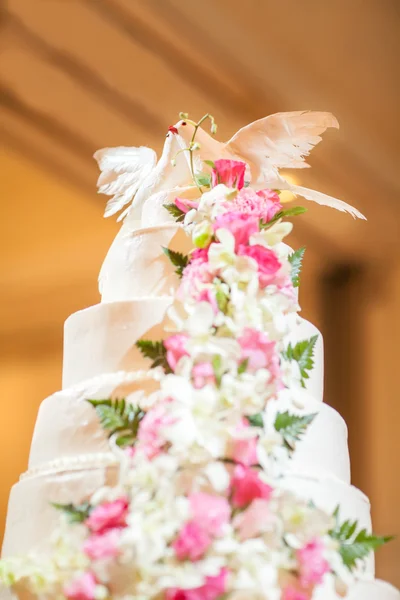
1,112,399,600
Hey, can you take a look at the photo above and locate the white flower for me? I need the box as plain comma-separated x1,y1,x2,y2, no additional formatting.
203,461,230,492
250,221,293,248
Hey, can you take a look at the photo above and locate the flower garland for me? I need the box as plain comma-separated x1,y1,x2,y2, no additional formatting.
0,122,390,600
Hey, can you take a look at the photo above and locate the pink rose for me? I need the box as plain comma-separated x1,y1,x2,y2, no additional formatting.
164,333,190,371
233,498,272,540
137,400,175,459
238,327,277,372
213,211,259,249
172,521,212,561
211,159,246,189
231,188,282,222
282,587,309,600
166,568,229,600
85,497,129,534
83,528,121,560
189,492,231,535
297,539,330,587
192,362,216,389
237,244,281,287
230,464,273,508
64,572,97,600
230,418,258,467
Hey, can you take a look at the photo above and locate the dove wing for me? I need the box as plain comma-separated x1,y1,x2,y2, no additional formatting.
94,146,157,218
225,111,339,181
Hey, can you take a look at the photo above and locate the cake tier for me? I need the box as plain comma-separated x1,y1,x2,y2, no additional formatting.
99,223,192,302
1,459,371,572
29,371,162,469
29,369,347,480
1,458,118,558
63,297,324,398
62,297,173,388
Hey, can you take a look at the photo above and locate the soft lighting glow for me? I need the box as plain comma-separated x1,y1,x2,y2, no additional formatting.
279,174,298,203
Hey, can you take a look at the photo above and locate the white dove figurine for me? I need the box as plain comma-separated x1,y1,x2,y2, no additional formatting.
95,111,365,299
95,111,365,223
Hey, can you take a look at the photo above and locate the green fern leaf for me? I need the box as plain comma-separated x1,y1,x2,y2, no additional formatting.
163,203,186,222
162,247,189,277
288,246,306,288
282,335,318,386
274,411,317,451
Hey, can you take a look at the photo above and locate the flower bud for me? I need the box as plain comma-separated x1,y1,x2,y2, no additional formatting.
192,221,213,248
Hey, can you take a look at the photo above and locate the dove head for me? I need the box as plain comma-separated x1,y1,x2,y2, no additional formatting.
167,118,225,166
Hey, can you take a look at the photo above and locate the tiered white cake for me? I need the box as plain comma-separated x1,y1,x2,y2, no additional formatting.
1,112,398,600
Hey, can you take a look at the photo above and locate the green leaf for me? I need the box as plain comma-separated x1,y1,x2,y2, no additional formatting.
214,280,229,313
163,203,186,223
260,206,307,229
135,339,169,371
288,246,306,288
247,412,264,428
329,509,394,571
195,173,212,188
203,159,215,169
212,354,223,386
282,334,318,387
162,246,189,277
274,411,317,451
52,501,91,524
237,358,249,375
87,397,145,448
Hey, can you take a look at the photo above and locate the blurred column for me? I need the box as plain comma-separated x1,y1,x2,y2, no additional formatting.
322,261,400,587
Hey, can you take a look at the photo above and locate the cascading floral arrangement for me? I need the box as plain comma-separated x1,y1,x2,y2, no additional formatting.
0,114,391,600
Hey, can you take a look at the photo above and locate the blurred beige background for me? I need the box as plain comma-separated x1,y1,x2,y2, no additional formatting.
0,0,399,588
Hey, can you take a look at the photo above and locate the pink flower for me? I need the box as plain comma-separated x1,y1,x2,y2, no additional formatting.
191,247,209,263
211,159,246,189
233,498,272,540
231,188,282,222
297,539,330,588
83,528,121,560
64,572,97,600
175,197,199,214
192,362,216,389
164,333,190,371
197,288,219,314
238,328,277,372
189,493,231,535
230,418,258,467
213,212,259,249
166,568,229,600
172,521,212,561
282,587,309,600
230,464,273,508
179,255,213,303
85,497,129,534
137,400,175,459
237,244,281,287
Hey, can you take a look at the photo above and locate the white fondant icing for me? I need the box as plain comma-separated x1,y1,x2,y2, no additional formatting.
29,370,163,469
1,465,118,558
269,391,350,482
99,223,192,302
63,298,173,388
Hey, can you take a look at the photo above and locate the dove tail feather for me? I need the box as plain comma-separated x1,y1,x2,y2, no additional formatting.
290,184,366,220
